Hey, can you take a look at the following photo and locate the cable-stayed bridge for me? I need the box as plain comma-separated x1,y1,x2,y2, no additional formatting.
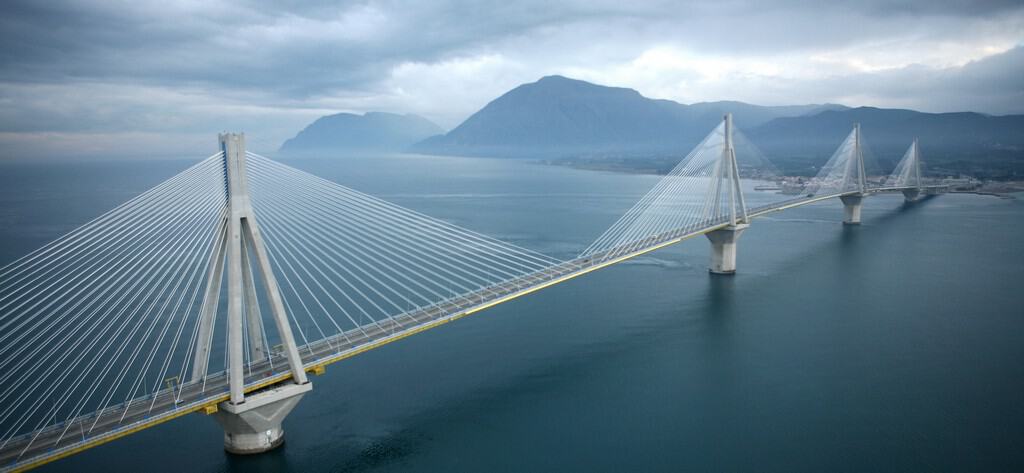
0,115,947,471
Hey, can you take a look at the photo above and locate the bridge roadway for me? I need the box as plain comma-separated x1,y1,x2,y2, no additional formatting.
0,185,945,471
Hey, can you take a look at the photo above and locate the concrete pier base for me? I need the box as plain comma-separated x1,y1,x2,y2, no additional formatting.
212,381,312,454
705,223,748,275
902,188,920,202
840,194,864,225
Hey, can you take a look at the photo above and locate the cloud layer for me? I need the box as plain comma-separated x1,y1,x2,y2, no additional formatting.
0,0,1021,159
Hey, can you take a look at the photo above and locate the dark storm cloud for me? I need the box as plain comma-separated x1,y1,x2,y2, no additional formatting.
0,0,1021,158
0,1,633,96
1,0,1017,96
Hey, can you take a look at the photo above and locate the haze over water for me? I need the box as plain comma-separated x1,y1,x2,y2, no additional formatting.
2,154,1022,472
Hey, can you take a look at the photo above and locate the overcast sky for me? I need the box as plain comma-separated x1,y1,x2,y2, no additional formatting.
1,0,1021,159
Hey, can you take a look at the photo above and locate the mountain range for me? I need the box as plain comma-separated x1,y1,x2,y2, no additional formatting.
747,107,1024,176
281,76,1024,178
280,111,443,153
410,75,846,160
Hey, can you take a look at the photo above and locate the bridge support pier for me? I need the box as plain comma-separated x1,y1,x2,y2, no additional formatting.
902,188,921,202
212,381,312,454
705,223,748,275
840,194,864,225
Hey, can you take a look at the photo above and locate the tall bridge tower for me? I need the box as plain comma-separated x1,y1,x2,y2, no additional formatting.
838,123,868,225
704,113,749,274
198,133,312,454
901,138,924,202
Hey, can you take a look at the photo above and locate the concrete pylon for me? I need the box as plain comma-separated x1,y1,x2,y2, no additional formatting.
704,114,750,274
912,137,922,188
193,133,312,454
840,194,863,225
903,137,922,202
854,123,867,194
840,123,867,224
901,188,921,202
706,223,748,274
212,382,312,454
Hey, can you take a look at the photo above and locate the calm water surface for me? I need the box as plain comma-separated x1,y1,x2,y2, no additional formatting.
1,154,1022,472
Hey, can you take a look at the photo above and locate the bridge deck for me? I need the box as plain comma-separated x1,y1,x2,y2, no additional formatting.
0,185,947,471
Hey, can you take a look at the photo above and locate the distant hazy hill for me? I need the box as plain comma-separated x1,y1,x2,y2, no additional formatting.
410,75,1023,178
747,107,1024,177
411,75,841,158
280,112,443,154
